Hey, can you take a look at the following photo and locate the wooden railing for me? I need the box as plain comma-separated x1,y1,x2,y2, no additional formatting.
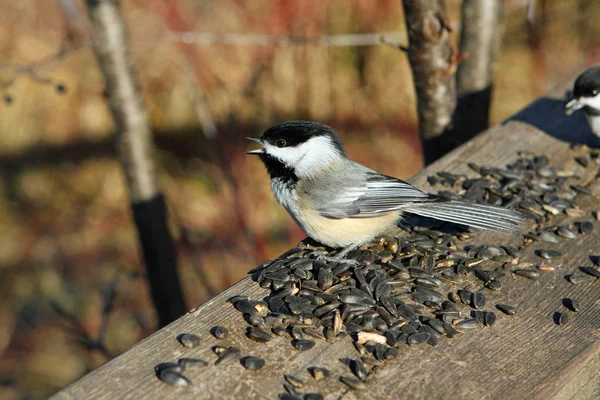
52,79,600,400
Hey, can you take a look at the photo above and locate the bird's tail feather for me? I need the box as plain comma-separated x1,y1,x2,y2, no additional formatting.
404,200,522,232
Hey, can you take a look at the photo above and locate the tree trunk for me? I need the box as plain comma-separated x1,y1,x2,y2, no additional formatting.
402,0,456,165
85,0,186,327
454,0,504,142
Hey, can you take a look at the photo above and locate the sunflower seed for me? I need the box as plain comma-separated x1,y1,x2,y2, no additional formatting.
241,356,265,370
471,292,486,309
455,318,481,331
580,266,600,278
483,311,496,326
284,374,304,389
278,393,301,400
177,333,201,348
496,304,516,315
407,332,430,346
556,312,569,325
156,369,191,387
234,299,260,316
485,280,502,291
340,375,366,390
246,327,272,343
513,269,540,279
155,362,184,374
579,221,593,234
215,347,240,365
210,326,228,339
304,393,324,400
177,358,208,369
564,298,581,312
536,250,561,259
293,339,316,351
349,359,368,380
567,274,595,284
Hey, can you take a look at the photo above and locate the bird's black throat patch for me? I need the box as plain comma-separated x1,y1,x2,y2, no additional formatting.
258,153,299,185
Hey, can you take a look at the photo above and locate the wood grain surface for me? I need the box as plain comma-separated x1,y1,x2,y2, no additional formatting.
52,82,600,400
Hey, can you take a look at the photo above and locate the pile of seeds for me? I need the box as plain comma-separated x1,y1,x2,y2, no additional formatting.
155,151,599,397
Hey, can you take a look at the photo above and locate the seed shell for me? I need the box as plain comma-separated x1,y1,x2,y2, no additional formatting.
308,367,330,380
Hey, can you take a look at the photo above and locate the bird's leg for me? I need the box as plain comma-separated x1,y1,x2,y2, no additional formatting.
311,243,360,265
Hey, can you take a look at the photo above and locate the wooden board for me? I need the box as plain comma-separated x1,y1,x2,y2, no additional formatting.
52,85,600,400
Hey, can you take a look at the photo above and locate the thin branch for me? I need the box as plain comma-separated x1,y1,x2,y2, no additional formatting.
380,37,409,53
167,31,410,47
0,43,89,91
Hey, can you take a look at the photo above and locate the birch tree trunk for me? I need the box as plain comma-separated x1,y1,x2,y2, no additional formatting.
402,0,456,165
454,0,504,142
85,0,186,327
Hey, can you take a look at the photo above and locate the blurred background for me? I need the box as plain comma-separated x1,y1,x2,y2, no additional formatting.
0,0,599,398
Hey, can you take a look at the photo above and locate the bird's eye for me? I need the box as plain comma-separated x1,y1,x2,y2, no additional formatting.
275,139,287,148
593,89,599,96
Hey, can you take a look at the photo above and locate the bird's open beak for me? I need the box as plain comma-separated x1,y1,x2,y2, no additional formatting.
245,137,264,155
564,98,584,115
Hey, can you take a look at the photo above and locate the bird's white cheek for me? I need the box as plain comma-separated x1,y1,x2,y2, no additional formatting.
581,95,600,110
264,144,307,167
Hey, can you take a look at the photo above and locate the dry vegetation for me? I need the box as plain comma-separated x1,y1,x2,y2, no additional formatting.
0,0,600,398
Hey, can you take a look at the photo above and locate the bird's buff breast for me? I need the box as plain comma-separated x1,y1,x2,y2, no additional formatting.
297,207,400,248
271,178,399,248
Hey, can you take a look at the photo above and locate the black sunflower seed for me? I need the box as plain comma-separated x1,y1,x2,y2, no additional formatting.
177,358,208,369
349,359,368,380
177,333,201,348
246,327,272,342
293,339,316,351
456,318,481,330
155,362,183,374
563,298,581,312
241,356,265,370
567,274,595,284
210,326,228,339
304,393,324,400
496,304,516,315
284,374,304,389
580,266,600,278
340,376,366,390
156,369,191,387
536,250,561,259
407,332,430,346
471,292,486,309
215,347,240,365
513,269,539,279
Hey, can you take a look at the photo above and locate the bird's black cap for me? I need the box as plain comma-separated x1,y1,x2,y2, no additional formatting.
261,121,346,156
573,66,600,98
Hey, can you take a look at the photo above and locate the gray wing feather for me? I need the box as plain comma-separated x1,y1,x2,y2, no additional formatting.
311,163,434,219
311,162,522,231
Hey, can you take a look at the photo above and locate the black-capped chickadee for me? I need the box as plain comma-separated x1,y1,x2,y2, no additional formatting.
565,66,600,136
247,121,522,259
